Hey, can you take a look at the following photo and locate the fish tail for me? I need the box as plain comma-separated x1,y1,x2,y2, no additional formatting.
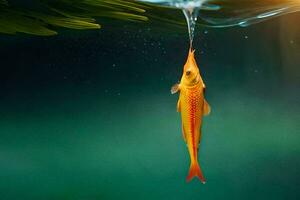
186,161,206,184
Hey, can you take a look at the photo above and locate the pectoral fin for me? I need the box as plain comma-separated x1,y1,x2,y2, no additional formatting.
171,83,180,94
203,99,211,116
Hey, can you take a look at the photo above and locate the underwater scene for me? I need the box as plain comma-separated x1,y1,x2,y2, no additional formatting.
0,0,299,199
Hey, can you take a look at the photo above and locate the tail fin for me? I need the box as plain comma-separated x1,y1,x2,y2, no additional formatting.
186,161,206,184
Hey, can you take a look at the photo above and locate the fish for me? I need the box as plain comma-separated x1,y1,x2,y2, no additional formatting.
171,48,211,183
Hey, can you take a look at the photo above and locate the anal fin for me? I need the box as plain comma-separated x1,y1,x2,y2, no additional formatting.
182,123,187,143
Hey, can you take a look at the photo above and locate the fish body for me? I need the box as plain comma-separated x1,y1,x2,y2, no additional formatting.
171,48,210,183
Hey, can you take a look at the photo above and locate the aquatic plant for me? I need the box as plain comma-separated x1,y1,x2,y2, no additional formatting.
0,0,300,36
0,0,148,36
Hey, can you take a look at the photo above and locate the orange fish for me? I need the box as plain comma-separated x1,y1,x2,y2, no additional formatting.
171,48,211,183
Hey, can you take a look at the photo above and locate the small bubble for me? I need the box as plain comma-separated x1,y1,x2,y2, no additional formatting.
244,35,248,39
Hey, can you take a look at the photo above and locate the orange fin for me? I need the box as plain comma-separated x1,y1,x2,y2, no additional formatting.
181,123,187,142
171,83,180,94
203,99,211,116
186,161,206,184
177,98,181,112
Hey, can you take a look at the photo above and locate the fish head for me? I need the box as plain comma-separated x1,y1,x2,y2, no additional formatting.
181,48,205,88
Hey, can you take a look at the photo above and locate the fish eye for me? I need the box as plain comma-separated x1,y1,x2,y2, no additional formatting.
186,71,191,76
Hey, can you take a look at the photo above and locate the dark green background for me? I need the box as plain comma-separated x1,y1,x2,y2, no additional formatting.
0,12,299,200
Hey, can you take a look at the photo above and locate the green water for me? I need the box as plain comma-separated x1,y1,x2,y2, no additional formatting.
0,12,299,200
